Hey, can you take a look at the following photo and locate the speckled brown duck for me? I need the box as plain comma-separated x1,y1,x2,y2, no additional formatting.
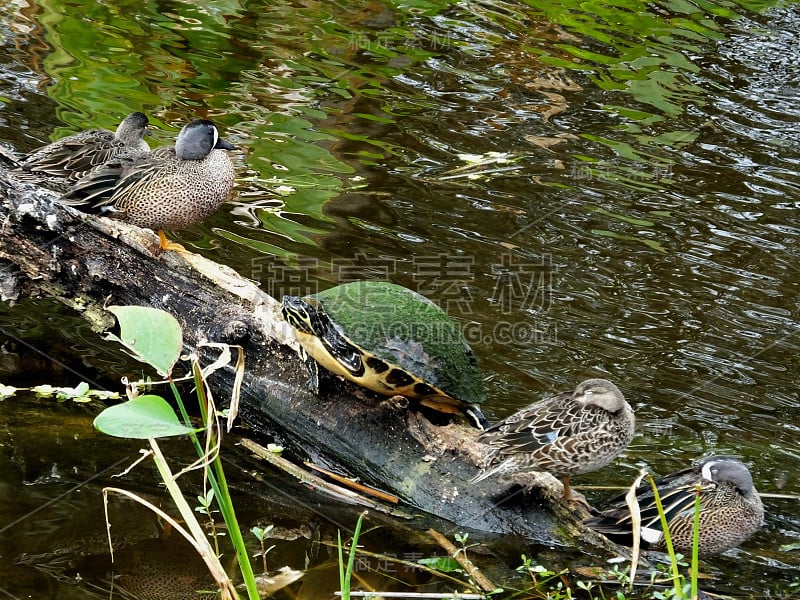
15,111,150,190
62,118,235,251
585,456,764,556
471,378,635,501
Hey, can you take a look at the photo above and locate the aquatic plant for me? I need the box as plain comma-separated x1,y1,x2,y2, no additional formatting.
93,305,259,600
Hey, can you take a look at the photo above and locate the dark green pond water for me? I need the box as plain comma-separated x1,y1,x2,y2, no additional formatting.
1,0,799,597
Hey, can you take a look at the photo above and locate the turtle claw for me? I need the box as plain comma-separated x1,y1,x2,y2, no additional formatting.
386,395,410,410
304,374,319,393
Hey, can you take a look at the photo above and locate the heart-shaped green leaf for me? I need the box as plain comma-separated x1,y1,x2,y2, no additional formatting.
105,306,183,376
93,394,198,439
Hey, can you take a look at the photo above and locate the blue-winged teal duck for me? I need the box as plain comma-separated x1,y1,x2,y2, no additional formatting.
471,378,635,501
585,456,764,556
16,112,150,190
63,119,235,251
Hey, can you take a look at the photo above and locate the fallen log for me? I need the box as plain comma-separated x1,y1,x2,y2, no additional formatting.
0,161,612,551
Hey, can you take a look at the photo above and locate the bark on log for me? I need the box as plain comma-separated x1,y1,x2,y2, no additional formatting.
0,161,613,551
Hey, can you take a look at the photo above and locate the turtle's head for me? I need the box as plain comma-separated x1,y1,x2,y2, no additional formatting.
281,295,321,335
574,378,627,412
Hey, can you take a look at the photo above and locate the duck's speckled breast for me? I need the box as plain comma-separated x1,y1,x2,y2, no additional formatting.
121,149,234,231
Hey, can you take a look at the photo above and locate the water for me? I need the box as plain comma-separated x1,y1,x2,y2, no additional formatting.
0,0,799,596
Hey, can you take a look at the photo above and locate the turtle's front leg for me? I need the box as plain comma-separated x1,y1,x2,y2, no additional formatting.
301,349,321,394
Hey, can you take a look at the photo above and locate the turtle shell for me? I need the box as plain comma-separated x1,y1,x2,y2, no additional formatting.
283,281,487,415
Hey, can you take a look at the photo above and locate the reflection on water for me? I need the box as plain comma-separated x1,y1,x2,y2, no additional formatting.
1,0,799,595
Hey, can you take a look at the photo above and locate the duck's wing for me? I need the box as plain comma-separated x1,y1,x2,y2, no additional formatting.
478,391,586,452
22,130,116,180
585,465,704,543
61,147,176,209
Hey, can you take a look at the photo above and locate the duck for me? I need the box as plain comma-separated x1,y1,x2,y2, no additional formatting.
471,378,635,502
62,118,236,251
585,456,764,556
15,112,151,190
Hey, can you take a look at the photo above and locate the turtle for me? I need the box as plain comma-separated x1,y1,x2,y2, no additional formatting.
280,280,489,429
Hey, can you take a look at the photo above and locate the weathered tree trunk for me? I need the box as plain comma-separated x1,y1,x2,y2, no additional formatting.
0,163,609,550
